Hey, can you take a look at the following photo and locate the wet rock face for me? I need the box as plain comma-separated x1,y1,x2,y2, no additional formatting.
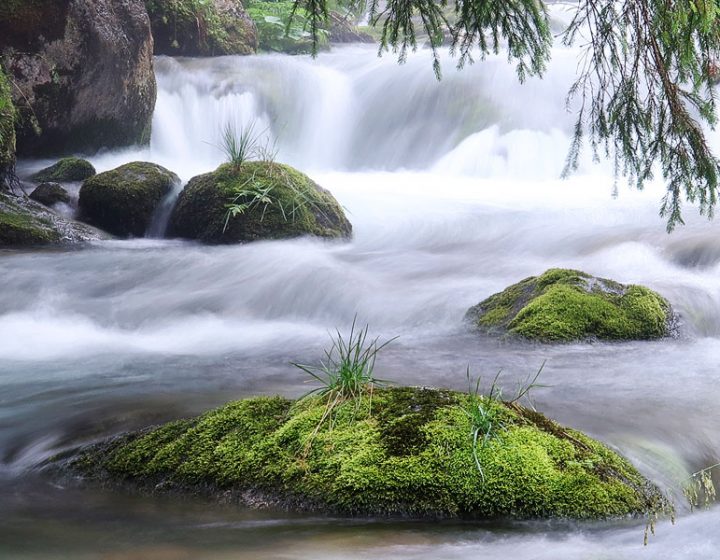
0,0,157,155
0,192,108,246
146,0,258,56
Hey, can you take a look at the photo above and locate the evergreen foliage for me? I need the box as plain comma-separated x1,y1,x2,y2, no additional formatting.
290,0,720,229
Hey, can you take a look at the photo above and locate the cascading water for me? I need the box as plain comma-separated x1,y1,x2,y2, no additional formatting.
5,28,720,559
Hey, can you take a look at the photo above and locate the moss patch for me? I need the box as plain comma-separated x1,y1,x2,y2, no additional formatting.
167,161,352,244
466,269,672,342
0,64,16,186
78,162,179,238
31,157,96,182
72,387,666,520
0,193,60,245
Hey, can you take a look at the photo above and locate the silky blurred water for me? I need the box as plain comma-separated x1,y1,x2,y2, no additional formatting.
6,37,720,559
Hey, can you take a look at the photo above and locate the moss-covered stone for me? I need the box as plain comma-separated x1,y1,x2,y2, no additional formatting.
0,64,16,187
145,0,258,56
71,387,667,520
0,192,108,246
247,1,329,54
31,157,96,182
29,182,71,206
0,205,60,245
167,161,352,244
78,162,179,238
466,269,672,342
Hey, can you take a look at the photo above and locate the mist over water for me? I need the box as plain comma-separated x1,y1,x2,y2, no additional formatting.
6,41,720,558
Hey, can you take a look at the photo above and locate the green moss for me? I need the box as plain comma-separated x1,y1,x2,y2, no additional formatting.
247,1,329,54
145,0,257,56
31,157,96,182
78,162,179,238
0,195,60,245
0,65,16,186
168,161,352,244
466,268,672,342
74,387,666,520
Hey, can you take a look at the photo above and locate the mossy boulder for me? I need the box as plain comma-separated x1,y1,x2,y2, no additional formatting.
0,65,16,187
79,162,179,238
466,269,672,342
145,0,258,56
0,192,107,246
31,157,96,182
167,161,351,244
328,12,374,43
0,0,156,155
70,386,666,519
29,182,71,206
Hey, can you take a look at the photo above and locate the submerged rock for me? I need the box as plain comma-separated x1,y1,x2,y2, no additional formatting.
146,0,258,56
79,162,179,238
0,0,156,155
168,161,351,244
0,192,107,246
30,183,71,206
68,386,667,519
32,158,96,183
466,268,673,342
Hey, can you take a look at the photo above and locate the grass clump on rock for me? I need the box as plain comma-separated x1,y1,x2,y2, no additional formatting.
466,268,672,342
70,322,667,521
79,162,179,238
31,157,96,182
168,161,351,244
72,386,667,519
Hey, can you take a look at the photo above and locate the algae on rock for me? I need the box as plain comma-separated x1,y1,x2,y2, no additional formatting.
466,269,672,342
72,386,666,520
168,161,351,244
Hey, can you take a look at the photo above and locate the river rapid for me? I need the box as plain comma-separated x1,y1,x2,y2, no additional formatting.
3,36,720,559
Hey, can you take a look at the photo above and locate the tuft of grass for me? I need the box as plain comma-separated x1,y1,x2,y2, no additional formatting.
219,121,264,170
292,318,396,447
461,362,546,481
223,164,335,232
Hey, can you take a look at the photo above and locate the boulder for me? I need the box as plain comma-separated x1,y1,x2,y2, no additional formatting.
466,268,673,342
30,182,71,206
146,0,258,56
0,0,156,155
79,162,179,238
68,386,668,520
328,12,374,43
168,161,351,244
0,192,107,246
31,157,96,182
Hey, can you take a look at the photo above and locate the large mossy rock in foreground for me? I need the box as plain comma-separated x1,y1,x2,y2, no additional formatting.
79,162,179,238
31,157,96,183
168,162,352,244
466,269,672,342
71,387,665,519
0,193,107,246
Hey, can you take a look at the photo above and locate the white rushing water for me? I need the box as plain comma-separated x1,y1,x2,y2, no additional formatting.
5,34,720,558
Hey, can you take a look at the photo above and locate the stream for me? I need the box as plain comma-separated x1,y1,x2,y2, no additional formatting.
3,40,720,559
